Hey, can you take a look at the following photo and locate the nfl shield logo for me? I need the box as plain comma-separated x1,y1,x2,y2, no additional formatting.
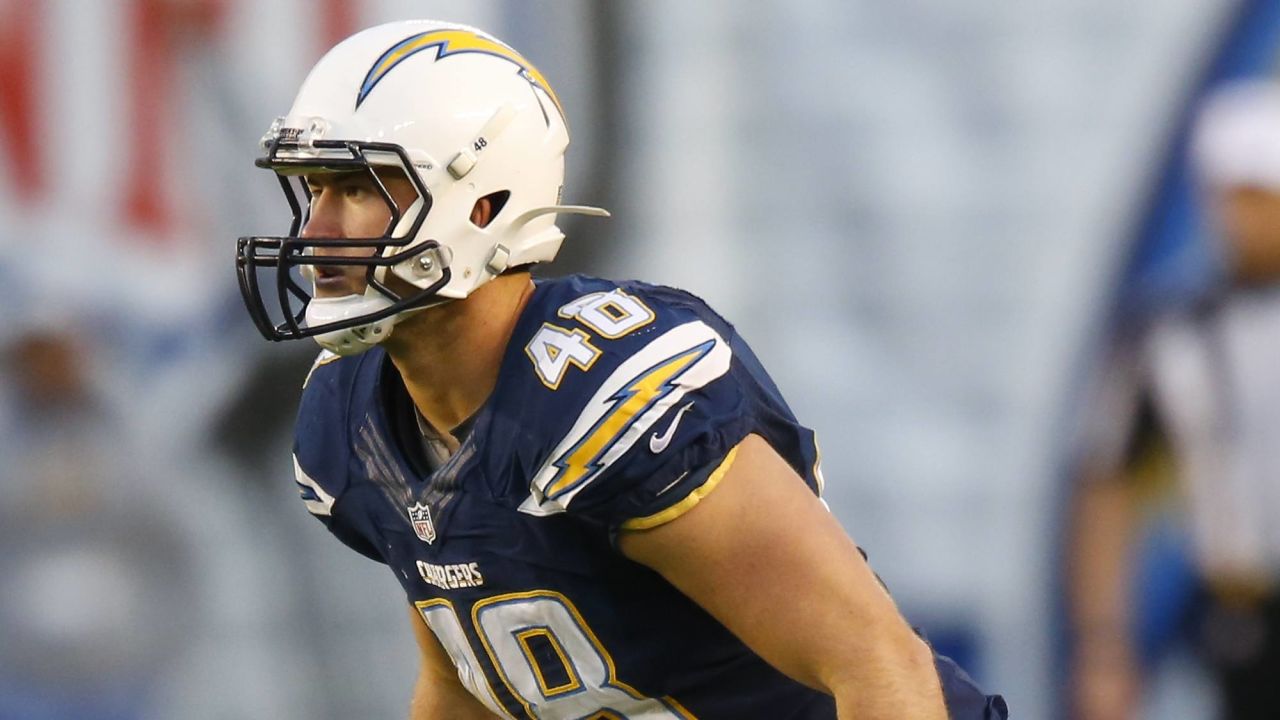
407,502,436,544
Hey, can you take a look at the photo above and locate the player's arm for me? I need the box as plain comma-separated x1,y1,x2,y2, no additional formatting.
407,606,499,720
618,433,947,720
1066,471,1140,720
1064,368,1152,720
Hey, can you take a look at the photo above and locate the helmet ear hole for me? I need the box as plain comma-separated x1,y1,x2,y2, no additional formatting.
472,191,510,228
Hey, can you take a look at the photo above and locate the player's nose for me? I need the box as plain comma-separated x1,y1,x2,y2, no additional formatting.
300,213,341,242
300,193,345,242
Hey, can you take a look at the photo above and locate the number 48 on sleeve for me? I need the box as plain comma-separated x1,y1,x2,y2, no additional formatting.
524,290,655,389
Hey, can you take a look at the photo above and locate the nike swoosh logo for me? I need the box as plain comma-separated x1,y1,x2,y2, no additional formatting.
649,402,694,453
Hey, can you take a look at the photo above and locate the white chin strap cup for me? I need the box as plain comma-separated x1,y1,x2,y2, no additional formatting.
306,294,399,356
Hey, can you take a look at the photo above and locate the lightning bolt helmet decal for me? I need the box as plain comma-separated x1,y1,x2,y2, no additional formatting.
356,28,564,121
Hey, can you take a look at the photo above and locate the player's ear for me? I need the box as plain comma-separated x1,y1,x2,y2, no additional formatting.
470,191,511,228
470,196,494,228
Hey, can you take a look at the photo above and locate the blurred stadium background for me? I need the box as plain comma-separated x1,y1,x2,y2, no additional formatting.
0,0,1272,718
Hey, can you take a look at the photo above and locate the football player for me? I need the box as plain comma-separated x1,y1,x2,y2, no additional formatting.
236,19,1006,720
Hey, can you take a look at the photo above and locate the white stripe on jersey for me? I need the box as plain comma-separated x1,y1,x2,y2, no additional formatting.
293,454,336,517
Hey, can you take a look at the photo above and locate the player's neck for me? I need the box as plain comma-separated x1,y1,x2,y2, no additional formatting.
382,273,535,438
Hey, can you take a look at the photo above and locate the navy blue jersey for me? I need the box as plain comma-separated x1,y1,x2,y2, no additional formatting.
292,275,1005,719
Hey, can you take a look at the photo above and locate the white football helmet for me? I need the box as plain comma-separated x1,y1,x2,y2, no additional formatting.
236,20,607,355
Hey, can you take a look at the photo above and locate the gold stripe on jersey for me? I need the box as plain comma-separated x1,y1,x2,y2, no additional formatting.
619,444,740,531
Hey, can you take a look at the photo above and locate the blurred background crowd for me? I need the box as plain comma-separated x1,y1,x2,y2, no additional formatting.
3,0,1280,718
